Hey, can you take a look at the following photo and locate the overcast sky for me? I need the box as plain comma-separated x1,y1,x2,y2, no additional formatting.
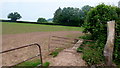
0,0,119,22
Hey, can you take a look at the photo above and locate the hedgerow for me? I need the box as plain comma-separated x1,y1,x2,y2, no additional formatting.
82,3,120,65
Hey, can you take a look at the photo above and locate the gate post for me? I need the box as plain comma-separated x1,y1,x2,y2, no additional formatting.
104,21,115,66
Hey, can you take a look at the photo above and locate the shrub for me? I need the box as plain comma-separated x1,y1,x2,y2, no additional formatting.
37,18,47,23
82,46,104,65
82,3,120,65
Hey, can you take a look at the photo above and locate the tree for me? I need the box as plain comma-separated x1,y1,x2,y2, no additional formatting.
8,12,22,21
118,1,120,8
82,5,93,15
53,7,62,23
37,18,47,23
53,7,84,26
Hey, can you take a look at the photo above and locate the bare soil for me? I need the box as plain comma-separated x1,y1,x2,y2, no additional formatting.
45,40,87,66
2,31,85,66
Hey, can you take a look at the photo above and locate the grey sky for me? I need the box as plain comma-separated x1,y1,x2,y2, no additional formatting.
0,0,119,22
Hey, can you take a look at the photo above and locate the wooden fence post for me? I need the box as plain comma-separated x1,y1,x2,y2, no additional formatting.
104,21,115,66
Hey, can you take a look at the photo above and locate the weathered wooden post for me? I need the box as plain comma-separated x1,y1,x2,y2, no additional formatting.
104,21,115,66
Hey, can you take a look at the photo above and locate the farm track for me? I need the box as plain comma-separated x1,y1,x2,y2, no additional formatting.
2,31,84,66
44,40,87,66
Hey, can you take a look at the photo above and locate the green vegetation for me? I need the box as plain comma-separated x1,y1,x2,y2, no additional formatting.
42,62,50,68
37,18,47,23
53,6,92,26
14,59,50,68
16,59,41,67
78,35,105,65
2,22,83,34
80,3,120,66
50,48,64,57
50,51,59,57
8,12,22,22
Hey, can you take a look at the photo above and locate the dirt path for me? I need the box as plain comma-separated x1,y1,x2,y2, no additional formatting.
2,31,84,66
44,40,87,66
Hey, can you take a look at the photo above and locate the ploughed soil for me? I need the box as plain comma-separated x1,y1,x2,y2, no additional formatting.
2,31,86,66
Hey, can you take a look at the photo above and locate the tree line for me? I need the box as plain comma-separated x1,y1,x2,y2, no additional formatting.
7,1,120,27
53,5,93,26
7,5,93,26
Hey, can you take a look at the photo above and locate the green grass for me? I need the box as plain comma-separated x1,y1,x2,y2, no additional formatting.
2,22,83,34
50,48,64,57
16,59,41,68
14,59,50,68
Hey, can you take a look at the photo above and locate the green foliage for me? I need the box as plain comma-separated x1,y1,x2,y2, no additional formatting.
83,4,118,40
118,1,120,8
113,7,120,65
37,18,47,23
82,5,93,17
50,48,63,57
53,7,82,26
82,46,104,65
79,35,105,65
77,47,83,52
50,51,59,57
7,12,22,21
82,3,120,65
53,7,62,23
42,62,50,68
53,6,92,26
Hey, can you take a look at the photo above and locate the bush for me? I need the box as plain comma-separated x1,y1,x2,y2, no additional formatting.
83,3,118,40
82,3,120,65
37,18,47,23
82,46,104,65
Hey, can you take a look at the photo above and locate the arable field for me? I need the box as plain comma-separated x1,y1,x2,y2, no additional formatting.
2,22,84,66
2,22,83,34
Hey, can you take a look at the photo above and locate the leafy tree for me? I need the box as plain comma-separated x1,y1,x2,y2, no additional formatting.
53,7,62,23
37,18,47,23
118,1,120,8
83,4,117,39
53,5,92,26
8,12,22,21
53,7,85,26
82,5,93,15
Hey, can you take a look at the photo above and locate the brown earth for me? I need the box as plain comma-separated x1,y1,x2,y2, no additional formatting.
2,31,85,66
45,40,87,66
